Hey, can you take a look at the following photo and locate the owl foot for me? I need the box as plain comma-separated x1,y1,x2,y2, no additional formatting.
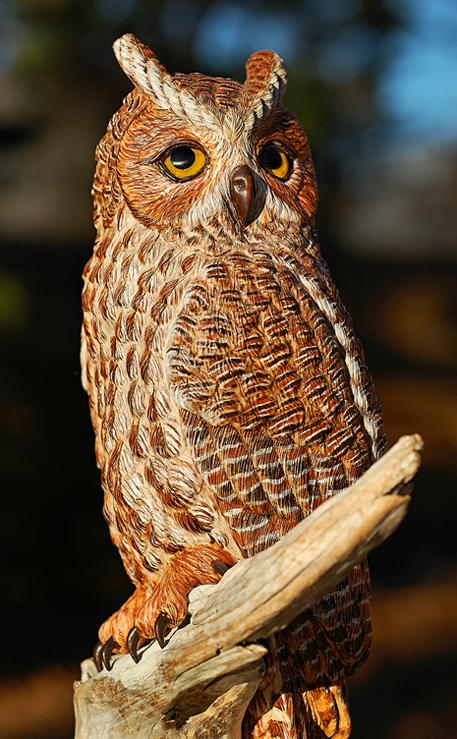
92,546,236,670
93,617,171,670
93,587,150,671
133,545,237,647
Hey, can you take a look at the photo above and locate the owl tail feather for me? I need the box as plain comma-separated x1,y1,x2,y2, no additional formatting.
245,684,351,739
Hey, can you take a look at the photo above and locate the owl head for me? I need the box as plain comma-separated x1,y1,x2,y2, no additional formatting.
93,34,317,235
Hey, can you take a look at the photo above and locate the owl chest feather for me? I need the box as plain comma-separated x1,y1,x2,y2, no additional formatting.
82,219,383,574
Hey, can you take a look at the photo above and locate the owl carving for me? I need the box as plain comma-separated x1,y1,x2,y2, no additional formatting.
81,34,385,738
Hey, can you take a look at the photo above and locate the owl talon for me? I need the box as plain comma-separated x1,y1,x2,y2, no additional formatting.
155,613,170,649
127,626,141,663
102,636,119,671
93,641,104,672
211,560,233,577
127,626,147,663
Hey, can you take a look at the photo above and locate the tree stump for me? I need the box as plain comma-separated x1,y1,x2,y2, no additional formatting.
74,434,422,739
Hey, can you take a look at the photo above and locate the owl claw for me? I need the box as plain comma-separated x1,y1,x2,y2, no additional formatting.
211,560,233,577
127,626,143,663
93,641,104,673
155,613,169,649
101,636,119,671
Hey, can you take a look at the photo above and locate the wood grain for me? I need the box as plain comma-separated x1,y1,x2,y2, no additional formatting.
74,434,422,739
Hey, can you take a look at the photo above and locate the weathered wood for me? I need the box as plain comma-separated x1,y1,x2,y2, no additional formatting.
74,434,423,739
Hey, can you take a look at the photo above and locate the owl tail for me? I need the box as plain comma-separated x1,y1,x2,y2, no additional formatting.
245,683,351,739
242,627,352,739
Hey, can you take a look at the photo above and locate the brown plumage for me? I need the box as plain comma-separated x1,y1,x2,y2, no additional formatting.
81,34,385,738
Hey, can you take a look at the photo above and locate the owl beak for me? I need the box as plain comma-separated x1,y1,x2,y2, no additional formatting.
230,165,260,228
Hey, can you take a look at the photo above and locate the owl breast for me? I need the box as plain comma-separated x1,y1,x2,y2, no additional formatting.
83,215,382,567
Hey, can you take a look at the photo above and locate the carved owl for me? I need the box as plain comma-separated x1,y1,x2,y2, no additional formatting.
81,34,385,738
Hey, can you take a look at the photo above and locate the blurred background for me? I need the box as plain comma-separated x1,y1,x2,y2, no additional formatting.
0,0,456,737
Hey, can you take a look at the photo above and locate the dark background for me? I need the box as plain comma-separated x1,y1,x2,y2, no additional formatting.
1,1,456,737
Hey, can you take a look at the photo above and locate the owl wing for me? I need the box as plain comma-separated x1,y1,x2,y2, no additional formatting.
167,247,378,554
165,246,377,680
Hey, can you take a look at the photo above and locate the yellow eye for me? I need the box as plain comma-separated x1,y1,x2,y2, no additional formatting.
259,144,291,179
162,145,206,180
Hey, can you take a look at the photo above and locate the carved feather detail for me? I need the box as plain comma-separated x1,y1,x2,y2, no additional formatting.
82,35,385,738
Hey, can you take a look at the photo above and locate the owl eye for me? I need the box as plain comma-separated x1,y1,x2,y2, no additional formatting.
259,144,291,179
162,145,206,180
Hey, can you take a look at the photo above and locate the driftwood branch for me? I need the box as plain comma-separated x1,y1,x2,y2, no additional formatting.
73,434,423,739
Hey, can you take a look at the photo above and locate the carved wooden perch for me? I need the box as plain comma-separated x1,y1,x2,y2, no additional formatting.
74,434,423,739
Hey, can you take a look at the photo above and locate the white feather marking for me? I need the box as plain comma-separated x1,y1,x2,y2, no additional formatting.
145,62,169,109
294,271,381,460
223,110,245,141
113,36,154,96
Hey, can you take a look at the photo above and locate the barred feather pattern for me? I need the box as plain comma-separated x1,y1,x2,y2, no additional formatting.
82,35,385,739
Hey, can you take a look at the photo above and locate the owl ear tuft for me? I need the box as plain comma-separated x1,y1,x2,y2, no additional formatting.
245,51,287,90
112,34,223,131
242,50,287,128
113,34,169,99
